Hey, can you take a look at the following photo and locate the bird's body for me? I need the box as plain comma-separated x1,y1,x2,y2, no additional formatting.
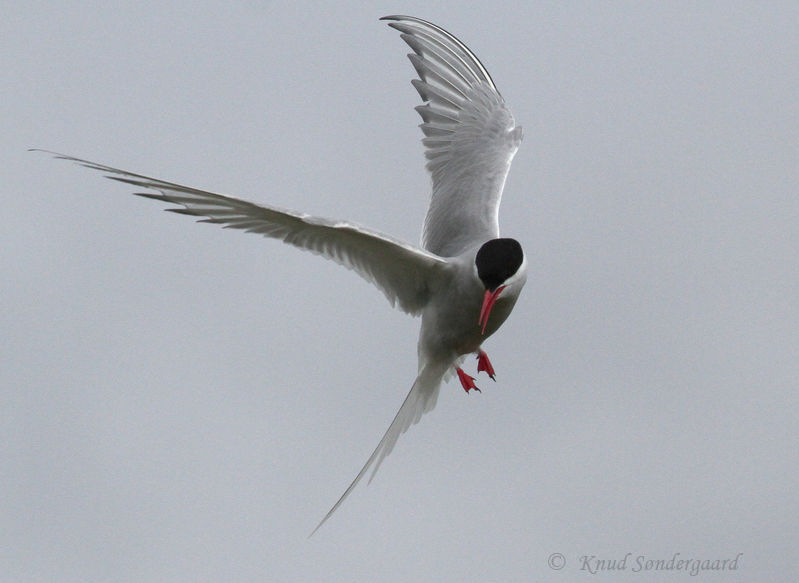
419,245,523,361
37,15,526,534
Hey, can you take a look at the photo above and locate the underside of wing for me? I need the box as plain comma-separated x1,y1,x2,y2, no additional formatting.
39,151,446,315
383,15,523,257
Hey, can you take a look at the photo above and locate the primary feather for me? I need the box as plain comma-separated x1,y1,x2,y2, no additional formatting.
382,15,523,257
34,150,446,315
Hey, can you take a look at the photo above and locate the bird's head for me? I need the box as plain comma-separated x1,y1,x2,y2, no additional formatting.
474,238,526,334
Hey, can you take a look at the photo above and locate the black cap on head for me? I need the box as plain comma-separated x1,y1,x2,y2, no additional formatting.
475,238,523,291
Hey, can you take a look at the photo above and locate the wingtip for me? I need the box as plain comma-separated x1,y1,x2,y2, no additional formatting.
29,148,65,158
380,15,430,29
29,150,101,167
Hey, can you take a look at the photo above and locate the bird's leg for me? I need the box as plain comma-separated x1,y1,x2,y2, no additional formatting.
476,350,496,381
456,368,481,393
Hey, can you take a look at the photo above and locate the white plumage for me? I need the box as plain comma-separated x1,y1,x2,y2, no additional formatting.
35,15,527,536
386,16,523,257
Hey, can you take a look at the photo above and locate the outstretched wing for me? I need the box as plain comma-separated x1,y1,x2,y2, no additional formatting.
383,15,523,258
37,151,446,315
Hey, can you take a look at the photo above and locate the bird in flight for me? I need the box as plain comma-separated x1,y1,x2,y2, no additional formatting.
35,14,526,534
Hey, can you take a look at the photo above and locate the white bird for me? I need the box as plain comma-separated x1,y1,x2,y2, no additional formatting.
35,14,526,534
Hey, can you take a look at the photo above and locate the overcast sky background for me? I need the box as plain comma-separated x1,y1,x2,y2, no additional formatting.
4,2,798,582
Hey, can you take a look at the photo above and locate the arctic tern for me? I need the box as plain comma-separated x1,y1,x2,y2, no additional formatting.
35,14,527,534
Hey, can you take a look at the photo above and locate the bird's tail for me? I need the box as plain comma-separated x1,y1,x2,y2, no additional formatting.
310,361,448,536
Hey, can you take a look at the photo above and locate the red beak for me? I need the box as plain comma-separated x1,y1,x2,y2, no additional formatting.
478,285,506,335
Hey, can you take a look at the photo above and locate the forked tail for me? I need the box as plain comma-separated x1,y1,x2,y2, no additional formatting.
310,361,447,536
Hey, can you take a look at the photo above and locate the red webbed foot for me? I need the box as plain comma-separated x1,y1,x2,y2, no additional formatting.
476,350,496,381
456,367,481,393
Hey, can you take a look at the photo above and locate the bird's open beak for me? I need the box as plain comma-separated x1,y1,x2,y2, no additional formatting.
478,285,506,334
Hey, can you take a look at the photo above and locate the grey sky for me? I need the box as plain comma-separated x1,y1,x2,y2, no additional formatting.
4,2,798,581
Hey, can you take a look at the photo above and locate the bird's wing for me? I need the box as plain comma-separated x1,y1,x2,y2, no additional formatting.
38,151,447,315
311,360,448,536
383,15,523,258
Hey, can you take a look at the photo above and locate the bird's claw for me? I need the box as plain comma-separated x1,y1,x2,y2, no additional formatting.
476,350,496,381
456,368,481,393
